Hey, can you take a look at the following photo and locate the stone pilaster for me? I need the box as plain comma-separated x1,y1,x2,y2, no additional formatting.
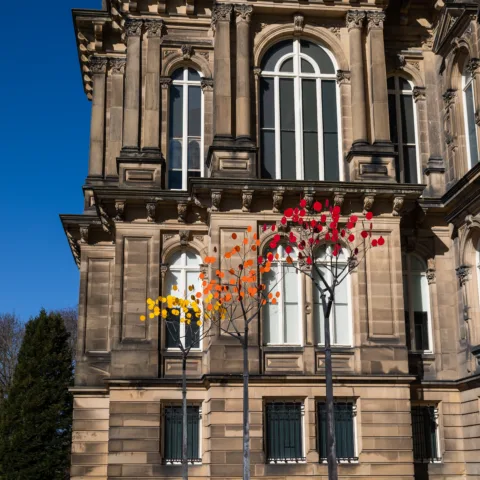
235,4,253,142
122,19,143,151
88,56,108,178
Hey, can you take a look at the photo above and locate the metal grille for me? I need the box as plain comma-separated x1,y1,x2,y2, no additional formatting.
163,406,201,464
317,402,357,462
265,402,305,462
412,406,439,462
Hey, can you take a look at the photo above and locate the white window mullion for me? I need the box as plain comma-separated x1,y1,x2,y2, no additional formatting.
182,80,189,190
201,87,205,178
293,40,303,180
279,262,285,344
394,78,404,182
317,78,324,180
274,76,281,179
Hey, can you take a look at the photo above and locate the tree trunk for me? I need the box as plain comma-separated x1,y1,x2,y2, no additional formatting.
242,325,250,480
182,355,188,480
324,300,338,480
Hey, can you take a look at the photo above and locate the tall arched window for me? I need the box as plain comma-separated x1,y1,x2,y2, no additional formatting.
259,39,341,181
168,67,204,190
165,249,202,349
387,76,420,183
403,254,432,353
262,245,303,345
313,246,351,346
462,65,479,169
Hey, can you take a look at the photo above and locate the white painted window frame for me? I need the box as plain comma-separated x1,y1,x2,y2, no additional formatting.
387,76,421,183
165,250,203,351
169,67,205,190
260,39,343,181
403,253,434,354
462,69,479,170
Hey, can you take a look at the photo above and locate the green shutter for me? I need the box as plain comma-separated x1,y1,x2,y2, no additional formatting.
412,406,438,461
164,406,200,463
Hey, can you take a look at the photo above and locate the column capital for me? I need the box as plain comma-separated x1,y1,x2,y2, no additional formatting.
160,76,172,89
367,11,386,32
144,19,165,37
125,18,143,37
413,86,426,103
346,10,366,31
235,4,253,23
212,3,233,29
90,56,108,74
466,57,480,78
201,78,214,91
109,57,126,74
336,70,351,85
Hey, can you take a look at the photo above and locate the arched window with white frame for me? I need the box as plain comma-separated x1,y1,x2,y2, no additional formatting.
259,38,342,181
403,253,433,353
262,244,303,345
165,249,202,349
168,67,204,190
313,245,352,346
387,76,420,183
462,65,479,169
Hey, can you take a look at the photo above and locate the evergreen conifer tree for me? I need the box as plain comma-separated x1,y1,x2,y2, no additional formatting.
0,309,73,479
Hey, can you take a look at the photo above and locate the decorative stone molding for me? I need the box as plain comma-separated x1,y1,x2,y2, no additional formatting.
66,230,81,268
392,196,405,216
177,202,188,223
115,200,125,222
426,258,436,285
146,201,157,222
90,56,108,74
125,19,143,37
211,3,233,31
456,265,471,286
235,4,253,23
109,58,126,74
303,190,315,213
163,49,176,58
160,264,169,280
466,58,480,78
199,51,210,61
346,10,366,31
272,189,284,214
79,225,89,244
442,89,457,108
413,87,426,102
98,204,113,236
160,77,172,89
253,67,262,78
293,12,304,35
200,78,214,91
179,230,190,246
242,189,254,213
363,194,375,213
475,110,480,127
181,44,194,60
211,190,222,212
144,19,164,37
367,11,386,32
333,193,345,208
336,70,351,85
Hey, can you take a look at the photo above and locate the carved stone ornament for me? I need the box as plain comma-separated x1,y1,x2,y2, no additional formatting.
475,110,480,127
272,189,284,213
303,190,315,212
109,58,126,74
346,10,366,31
160,264,169,280
211,190,222,212
413,87,426,102
181,44,194,60
392,196,404,216
115,200,125,222
144,19,164,37
146,201,157,222
363,194,375,213
456,265,471,286
179,230,190,246
253,67,262,78
125,19,143,37
293,13,304,34
242,189,254,213
442,89,456,108
201,78,214,91
334,193,345,208
235,4,253,23
199,51,210,61
160,77,173,89
90,56,108,74
163,49,176,58
98,204,113,236
79,225,89,244
426,258,436,285
211,3,233,30
336,70,351,85
66,230,81,268
367,11,386,32
177,202,188,223
466,58,480,78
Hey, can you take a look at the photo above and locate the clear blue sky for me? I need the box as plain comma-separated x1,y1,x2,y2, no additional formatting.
0,0,102,321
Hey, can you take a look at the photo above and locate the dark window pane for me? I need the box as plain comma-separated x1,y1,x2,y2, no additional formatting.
399,77,412,91
412,406,438,462
260,78,275,129
400,94,416,144
261,40,293,71
280,58,294,72
188,86,201,137
404,145,418,184
165,309,180,348
185,310,201,348
188,68,200,81
387,77,395,90
169,85,183,138
169,170,183,189
301,59,315,73
465,83,479,166
169,139,182,169
171,68,184,81
164,406,200,463
266,403,304,462
388,93,398,144
280,78,296,179
187,140,201,170
302,79,319,180
300,40,334,74
261,130,276,179
414,311,429,351
188,171,201,179
322,80,339,181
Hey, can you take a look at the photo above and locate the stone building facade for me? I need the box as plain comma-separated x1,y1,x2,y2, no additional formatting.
62,0,480,478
